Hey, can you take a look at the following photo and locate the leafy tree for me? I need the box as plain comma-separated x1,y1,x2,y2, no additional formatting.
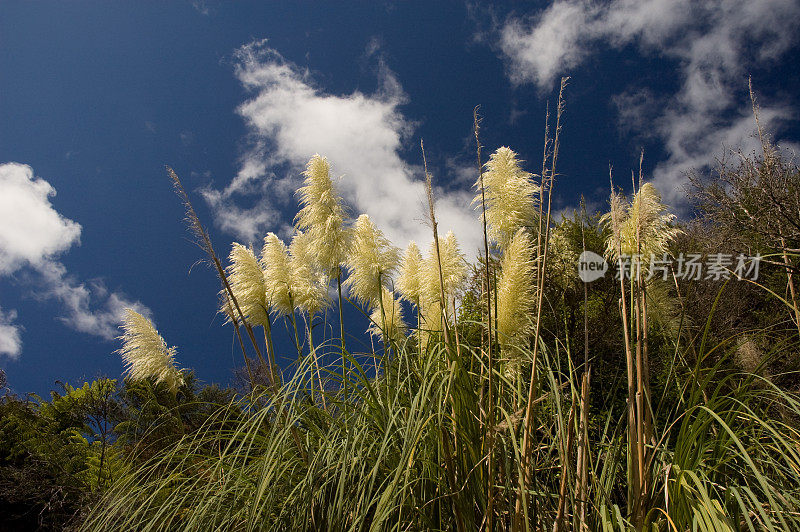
0,374,237,530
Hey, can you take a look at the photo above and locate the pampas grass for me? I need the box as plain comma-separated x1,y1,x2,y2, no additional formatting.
474,146,540,250
295,154,350,279
397,240,423,307
289,230,330,315
602,182,681,262
368,286,406,344
116,309,183,394
418,231,466,341
81,102,800,532
496,229,536,355
422,231,466,308
221,243,269,327
261,232,294,316
343,214,399,308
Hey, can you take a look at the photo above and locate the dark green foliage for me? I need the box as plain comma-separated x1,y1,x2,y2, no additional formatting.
0,375,236,530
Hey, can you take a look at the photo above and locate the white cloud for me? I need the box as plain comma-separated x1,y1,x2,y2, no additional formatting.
202,40,481,257
199,154,286,243
498,0,800,206
0,163,82,275
0,163,150,357
0,307,22,359
500,1,599,89
36,261,151,340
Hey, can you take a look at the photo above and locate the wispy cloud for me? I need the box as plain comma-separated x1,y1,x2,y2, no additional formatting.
35,261,150,341
498,0,800,205
201,40,481,256
191,0,211,16
0,163,149,358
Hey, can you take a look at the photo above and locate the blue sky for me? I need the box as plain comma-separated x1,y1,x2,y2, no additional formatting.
1,1,799,396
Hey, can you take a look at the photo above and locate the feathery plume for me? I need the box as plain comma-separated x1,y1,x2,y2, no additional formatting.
602,189,628,259
602,182,681,263
397,241,423,306
496,229,536,354
423,231,466,302
261,233,294,316
221,243,269,327
419,231,466,334
295,155,350,278
547,226,578,289
289,230,330,314
343,214,399,308
623,182,681,259
117,309,184,393
368,287,406,344
645,278,684,339
474,147,540,250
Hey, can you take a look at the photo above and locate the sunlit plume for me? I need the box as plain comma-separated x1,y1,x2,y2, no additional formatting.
343,214,399,308
602,182,681,264
423,231,467,304
295,154,351,278
289,230,331,314
221,243,269,327
397,241,423,306
116,309,184,393
474,146,540,250
603,189,628,260
261,232,294,316
368,286,406,344
420,231,466,334
496,229,536,356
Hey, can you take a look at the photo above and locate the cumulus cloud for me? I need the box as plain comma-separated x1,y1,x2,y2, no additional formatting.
0,163,149,358
0,163,82,275
498,0,800,205
202,40,481,256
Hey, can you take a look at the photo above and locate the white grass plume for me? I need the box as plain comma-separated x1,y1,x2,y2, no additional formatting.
474,147,539,250
419,231,466,337
397,241,423,307
602,182,681,261
496,229,536,354
289,230,331,314
368,287,406,344
343,214,399,308
423,231,466,303
117,309,184,393
261,232,294,316
222,243,268,327
295,155,350,278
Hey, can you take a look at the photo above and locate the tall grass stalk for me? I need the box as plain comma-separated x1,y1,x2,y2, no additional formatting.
515,76,568,530
474,105,497,530
167,166,306,460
